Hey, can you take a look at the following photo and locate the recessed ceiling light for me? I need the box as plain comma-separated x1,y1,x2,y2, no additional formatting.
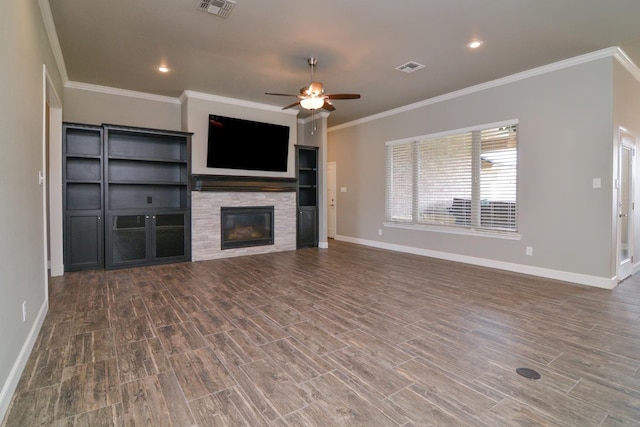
467,40,483,49
158,66,170,73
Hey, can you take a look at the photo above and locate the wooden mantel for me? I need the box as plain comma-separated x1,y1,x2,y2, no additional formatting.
191,175,297,192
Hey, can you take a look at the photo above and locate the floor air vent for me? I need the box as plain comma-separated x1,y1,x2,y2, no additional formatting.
196,0,236,18
516,367,541,380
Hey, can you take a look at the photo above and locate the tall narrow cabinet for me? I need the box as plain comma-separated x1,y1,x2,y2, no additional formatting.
296,145,319,248
62,122,192,271
63,123,104,271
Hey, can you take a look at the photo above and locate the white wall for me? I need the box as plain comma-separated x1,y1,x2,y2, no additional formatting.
328,54,626,287
0,0,63,420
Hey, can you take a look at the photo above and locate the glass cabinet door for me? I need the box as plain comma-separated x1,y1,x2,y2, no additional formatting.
154,213,185,259
111,215,147,263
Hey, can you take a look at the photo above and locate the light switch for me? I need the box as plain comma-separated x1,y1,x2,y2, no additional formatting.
340,187,347,193
592,178,601,189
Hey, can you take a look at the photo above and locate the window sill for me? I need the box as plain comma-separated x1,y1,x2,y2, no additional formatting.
383,221,522,240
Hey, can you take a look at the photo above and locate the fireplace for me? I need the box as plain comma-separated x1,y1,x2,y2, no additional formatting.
221,206,274,250
191,176,296,261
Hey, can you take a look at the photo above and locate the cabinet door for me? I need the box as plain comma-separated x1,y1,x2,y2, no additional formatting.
107,214,148,268
65,213,103,271
153,213,187,260
297,207,318,248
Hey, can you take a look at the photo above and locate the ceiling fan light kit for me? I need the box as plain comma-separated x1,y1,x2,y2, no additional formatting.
300,97,325,110
266,57,361,111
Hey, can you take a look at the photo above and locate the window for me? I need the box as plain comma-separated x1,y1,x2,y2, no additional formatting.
385,121,518,234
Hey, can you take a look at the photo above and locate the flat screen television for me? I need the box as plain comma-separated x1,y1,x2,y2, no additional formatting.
206,114,290,172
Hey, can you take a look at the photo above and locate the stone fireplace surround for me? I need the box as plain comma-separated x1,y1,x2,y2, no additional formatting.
191,175,297,260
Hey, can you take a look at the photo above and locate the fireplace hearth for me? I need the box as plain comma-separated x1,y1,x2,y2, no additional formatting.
221,206,274,250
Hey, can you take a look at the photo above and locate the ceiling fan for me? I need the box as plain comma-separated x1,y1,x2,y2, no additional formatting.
266,57,361,111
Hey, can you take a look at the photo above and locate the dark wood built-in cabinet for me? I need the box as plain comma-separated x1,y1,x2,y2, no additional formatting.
104,125,191,269
63,124,104,270
296,145,319,248
63,123,192,271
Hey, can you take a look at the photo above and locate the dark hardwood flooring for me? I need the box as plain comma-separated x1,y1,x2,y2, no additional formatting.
3,241,640,426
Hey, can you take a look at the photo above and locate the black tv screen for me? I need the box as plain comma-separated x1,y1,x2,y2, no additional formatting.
206,115,290,172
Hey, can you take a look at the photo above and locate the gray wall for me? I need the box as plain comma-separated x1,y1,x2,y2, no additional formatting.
328,57,619,281
0,0,63,418
63,86,182,130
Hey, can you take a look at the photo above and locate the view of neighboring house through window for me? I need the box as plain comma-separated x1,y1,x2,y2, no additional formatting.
385,120,518,234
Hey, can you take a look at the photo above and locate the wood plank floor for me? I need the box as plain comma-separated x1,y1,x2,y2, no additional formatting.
3,241,640,426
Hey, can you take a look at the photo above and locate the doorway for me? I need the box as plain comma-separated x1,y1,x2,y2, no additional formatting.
617,128,635,282
44,66,63,278
327,162,336,239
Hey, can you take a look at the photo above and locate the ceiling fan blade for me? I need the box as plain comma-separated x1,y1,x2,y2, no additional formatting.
265,92,299,97
322,101,336,111
282,101,301,110
325,93,361,100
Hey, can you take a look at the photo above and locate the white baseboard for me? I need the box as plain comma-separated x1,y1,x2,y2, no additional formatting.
334,235,617,289
0,298,48,422
318,241,329,249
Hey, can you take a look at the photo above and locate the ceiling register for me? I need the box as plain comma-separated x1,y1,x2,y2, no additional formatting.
196,0,236,18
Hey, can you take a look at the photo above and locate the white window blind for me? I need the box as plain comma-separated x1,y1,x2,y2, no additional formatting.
386,121,518,233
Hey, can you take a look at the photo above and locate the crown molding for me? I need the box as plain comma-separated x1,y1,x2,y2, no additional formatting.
329,47,627,133
613,47,640,83
38,0,68,83
65,81,181,104
297,111,330,125
180,90,299,115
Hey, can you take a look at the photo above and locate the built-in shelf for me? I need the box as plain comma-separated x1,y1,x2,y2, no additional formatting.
63,123,105,271
296,145,318,247
104,124,191,269
63,122,192,272
108,155,188,164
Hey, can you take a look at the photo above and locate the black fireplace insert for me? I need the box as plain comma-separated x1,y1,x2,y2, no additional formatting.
220,206,274,249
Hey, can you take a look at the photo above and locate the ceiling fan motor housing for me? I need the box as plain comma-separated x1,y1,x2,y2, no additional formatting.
308,82,324,96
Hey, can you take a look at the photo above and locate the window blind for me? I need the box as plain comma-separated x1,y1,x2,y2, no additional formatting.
385,122,518,233
386,142,414,222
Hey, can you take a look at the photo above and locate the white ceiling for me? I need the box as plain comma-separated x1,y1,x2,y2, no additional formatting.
48,0,640,127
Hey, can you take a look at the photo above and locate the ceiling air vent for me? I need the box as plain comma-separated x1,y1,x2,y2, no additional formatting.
196,0,236,18
395,61,426,73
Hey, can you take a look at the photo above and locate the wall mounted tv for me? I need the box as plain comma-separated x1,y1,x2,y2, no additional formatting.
206,114,290,172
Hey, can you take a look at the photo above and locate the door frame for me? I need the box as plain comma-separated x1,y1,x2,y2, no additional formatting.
44,66,63,282
616,127,635,282
327,161,336,239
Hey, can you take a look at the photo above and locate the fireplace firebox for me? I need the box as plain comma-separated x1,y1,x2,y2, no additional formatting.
220,206,274,249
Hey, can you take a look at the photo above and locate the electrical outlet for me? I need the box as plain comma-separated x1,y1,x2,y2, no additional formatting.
526,246,533,256
22,301,27,322
378,229,382,236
